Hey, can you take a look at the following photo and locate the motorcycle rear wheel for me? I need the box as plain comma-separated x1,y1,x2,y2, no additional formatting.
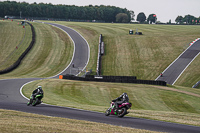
32,98,39,106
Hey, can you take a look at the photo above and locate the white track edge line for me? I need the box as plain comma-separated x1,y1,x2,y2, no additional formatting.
155,39,200,81
172,52,200,85
19,22,92,111
19,79,102,114
48,23,90,77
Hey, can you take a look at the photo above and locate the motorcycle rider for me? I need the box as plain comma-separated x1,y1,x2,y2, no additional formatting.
32,86,44,100
112,93,129,112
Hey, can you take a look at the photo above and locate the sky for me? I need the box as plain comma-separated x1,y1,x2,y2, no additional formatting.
6,0,200,23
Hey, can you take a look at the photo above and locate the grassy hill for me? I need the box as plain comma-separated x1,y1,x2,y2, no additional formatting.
22,79,200,126
0,20,32,71
0,20,73,79
1,20,200,87
52,21,200,87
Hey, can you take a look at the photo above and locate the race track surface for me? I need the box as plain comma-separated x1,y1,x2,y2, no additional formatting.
0,23,200,133
156,39,200,85
46,22,90,78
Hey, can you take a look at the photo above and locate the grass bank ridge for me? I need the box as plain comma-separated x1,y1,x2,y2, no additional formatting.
0,22,35,74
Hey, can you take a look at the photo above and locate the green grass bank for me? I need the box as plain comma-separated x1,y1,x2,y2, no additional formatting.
0,20,32,71
1,20,200,130
0,109,158,133
51,21,200,87
0,21,73,79
23,79,200,126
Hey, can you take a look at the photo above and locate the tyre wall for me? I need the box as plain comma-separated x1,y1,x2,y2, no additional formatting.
60,74,166,86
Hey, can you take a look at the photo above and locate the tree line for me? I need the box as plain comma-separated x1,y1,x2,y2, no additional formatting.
136,12,157,24
175,15,200,24
136,12,200,24
0,1,132,23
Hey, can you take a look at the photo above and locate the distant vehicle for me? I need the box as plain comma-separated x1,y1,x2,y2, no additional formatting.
4,16,15,19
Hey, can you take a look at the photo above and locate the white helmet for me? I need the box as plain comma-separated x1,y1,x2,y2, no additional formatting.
38,86,42,89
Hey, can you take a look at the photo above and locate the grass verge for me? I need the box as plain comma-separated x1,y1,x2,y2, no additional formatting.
0,22,73,79
175,52,200,87
0,109,158,133
22,79,200,127
0,20,32,71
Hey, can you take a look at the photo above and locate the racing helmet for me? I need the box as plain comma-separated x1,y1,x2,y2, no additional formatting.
38,86,42,89
122,92,127,96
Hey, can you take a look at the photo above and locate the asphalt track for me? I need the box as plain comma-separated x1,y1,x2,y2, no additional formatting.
156,39,200,85
45,22,90,78
0,23,200,133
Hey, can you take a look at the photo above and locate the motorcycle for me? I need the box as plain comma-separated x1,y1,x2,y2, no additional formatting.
27,93,43,106
105,102,132,117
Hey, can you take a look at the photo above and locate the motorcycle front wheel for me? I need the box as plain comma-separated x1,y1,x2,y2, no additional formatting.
27,99,33,106
105,109,110,116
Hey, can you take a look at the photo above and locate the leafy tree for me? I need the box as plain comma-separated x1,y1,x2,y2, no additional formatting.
183,14,195,24
137,12,146,23
147,14,157,24
168,19,171,24
116,13,129,23
175,15,200,25
175,16,183,24
129,10,135,21
197,17,200,24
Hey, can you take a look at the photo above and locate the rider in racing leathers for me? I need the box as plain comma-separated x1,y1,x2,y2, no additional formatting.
32,86,43,100
112,93,129,112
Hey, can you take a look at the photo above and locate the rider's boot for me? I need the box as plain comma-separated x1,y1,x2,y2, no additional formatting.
27,102,31,106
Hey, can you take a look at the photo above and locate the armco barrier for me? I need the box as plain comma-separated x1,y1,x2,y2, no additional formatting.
61,75,166,86
85,75,137,80
0,22,35,74
96,34,103,76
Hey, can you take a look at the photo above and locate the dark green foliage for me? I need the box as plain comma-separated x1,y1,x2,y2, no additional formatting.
0,1,131,22
175,16,184,24
136,12,146,23
175,15,200,25
147,14,157,24
116,13,129,23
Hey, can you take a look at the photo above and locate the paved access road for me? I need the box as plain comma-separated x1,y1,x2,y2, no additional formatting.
156,39,200,85
0,23,200,133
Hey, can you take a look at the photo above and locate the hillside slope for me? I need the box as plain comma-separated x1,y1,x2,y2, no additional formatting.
55,22,200,87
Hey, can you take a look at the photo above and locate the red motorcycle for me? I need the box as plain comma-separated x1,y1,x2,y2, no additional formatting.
105,102,132,117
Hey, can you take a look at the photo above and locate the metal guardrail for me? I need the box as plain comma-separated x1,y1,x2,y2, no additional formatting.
96,34,103,76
